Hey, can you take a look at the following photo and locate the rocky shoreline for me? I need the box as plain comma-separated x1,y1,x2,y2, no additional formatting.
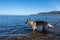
0,31,60,40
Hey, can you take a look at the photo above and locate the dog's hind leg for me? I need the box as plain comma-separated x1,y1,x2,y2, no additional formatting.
42,25,48,33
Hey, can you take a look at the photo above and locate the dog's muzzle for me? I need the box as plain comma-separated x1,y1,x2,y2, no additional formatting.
25,22,27,24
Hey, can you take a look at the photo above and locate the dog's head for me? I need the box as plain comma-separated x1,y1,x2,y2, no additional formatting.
25,18,31,24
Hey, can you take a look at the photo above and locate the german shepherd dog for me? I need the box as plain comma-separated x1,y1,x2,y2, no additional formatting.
25,18,54,32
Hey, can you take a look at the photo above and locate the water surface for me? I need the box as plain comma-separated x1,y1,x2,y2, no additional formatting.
0,15,60,37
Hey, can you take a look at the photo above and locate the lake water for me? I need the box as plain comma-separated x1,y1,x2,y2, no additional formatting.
0,15,60,37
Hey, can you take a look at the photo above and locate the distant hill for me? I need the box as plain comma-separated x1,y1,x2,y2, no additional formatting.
31,11,60,15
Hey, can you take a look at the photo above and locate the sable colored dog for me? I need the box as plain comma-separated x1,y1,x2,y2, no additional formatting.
25,18,54,32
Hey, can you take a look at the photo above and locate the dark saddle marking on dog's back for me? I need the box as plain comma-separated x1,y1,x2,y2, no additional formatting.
35,21,48,26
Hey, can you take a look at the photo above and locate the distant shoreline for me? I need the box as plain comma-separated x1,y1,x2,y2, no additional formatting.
31,11,60,16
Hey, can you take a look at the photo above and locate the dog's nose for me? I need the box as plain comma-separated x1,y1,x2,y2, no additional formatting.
25,22,27,24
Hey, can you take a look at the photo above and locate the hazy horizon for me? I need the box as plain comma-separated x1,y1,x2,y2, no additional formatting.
0,0,60,15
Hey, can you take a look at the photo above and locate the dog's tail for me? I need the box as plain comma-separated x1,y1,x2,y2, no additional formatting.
48,23,54,27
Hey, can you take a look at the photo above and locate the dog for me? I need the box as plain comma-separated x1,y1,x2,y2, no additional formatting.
25,18,54,32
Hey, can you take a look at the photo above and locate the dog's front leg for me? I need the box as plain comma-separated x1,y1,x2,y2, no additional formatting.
32,26,37,31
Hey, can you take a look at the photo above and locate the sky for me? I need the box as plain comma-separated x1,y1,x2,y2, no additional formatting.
0,0,60,15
